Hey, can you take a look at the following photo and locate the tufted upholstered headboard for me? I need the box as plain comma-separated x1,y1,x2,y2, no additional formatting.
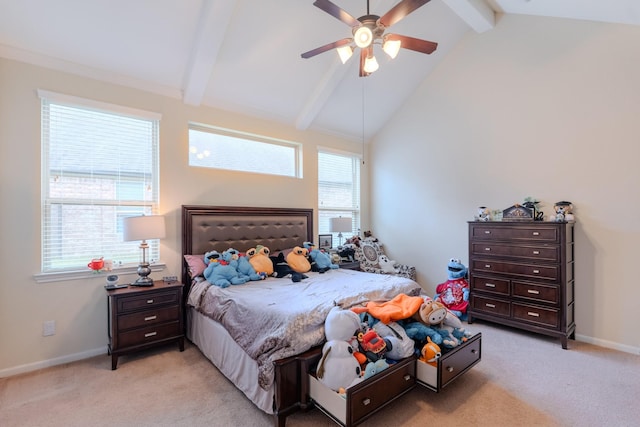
181,205,313,287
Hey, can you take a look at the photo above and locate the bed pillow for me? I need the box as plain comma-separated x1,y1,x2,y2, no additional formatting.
184,254,207,278
356,238,385,269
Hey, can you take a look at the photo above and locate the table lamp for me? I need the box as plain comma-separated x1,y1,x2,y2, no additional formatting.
123,215,165,286
330,216,352,247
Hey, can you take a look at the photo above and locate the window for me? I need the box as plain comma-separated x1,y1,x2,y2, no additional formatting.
39,90,160,274
318,149,361,246
188,123,302,178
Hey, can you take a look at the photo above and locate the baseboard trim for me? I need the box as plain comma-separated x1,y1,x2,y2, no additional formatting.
575,333,640,355
0,347,107,379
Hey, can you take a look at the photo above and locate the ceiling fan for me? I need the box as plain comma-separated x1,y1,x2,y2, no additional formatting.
301,0,438,77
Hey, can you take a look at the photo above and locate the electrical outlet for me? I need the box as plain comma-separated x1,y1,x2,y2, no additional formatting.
43,320,55,337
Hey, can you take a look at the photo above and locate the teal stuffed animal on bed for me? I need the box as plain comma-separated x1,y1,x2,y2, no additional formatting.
203,250,248,288
227,248,264,281
303,241,338,273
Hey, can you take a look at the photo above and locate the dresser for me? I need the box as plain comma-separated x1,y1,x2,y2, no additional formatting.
467,221,575,348
107,281,184,369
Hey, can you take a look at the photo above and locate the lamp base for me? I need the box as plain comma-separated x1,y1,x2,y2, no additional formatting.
131,262,154,287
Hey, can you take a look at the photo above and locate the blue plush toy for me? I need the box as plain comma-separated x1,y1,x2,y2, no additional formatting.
203,250,248,288
400,320,444,356
304,241,338,273
228,247,264,281
434,258,470,320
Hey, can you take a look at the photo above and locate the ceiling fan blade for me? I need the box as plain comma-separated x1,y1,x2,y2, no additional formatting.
359,47,371,77
386,34,437,54
301,38,353,59
379,0,431,28
313,0,360,27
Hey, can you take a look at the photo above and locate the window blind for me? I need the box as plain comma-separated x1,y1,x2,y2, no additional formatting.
40,92,160,272
318,150,361,241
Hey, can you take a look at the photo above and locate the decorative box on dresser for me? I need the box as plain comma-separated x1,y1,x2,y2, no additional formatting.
107,281,184,369
467,221,575,349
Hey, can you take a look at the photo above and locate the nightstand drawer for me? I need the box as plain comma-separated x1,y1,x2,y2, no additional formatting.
471,295,510,317
117,290,179,313
309,357,415,426
512,281,559,305
512,303,559,328
118,305,180,331
117,321,182,348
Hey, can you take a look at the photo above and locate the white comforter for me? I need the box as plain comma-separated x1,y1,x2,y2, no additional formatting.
188,268,422,389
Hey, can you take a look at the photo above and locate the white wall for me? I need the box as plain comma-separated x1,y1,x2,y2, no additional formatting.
369,14,640,353
0,58,367,374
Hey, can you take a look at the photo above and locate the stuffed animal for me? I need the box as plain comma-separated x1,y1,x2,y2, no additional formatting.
434,258,470,319
419,337,441,367
412,298,448,326
316,306,363,391
378,254,397,274
247,245,274,276
286,246,311,273
337,243,357,262
413,296,471,349
203,250,248,288
554,201,574,222
304,241,338,273
372,320,415,360
236,251,265,281
363,359,389,379
270,252,308,282
401,320,444,351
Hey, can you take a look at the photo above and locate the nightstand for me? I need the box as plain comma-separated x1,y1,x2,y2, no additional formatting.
338,261,360,270
106,281,184,369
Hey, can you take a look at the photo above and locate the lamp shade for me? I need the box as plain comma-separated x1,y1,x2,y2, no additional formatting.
330,217,352,233
123,215,166,241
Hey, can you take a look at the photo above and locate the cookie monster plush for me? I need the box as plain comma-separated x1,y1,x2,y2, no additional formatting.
203,250,248,288
434,258,470,320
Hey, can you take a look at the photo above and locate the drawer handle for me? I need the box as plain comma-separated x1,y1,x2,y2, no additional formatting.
144,315,157,321
527,290,540,295
404,374,411,381
471,349,477,354
532,269,540,274
532,250,540,255
485,283,496,288
484,247,491,251
146,299,154,304
485,303,496,308
532,232,540,236
527,312,540,317
484,230,491,234
446,366,454,373
362,398,371,406
485,264,491,268
144,331,158,338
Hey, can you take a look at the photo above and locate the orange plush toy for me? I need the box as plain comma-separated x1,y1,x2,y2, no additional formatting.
286,246,311,274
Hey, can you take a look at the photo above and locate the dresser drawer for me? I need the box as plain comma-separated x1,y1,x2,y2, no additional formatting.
471,242,559,262
416,332,482,390
117,321,182,348
512,281,559,305
309,356,415,426
471,295,510,317
471,259,558,281
470,225,559,243
117,289,180,313
117,305,180,331
512,303,559,329
470,276,509,296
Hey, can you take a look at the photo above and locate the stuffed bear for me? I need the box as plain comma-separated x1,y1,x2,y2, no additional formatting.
203,250,248,288
247,245,274,276
286,246,311,273
304,241,338,273
434,258,470,319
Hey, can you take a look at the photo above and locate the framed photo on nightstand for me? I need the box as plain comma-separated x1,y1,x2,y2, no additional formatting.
318,234,332,250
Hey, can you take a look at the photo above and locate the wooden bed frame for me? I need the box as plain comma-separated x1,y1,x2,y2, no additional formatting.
181,205,321,427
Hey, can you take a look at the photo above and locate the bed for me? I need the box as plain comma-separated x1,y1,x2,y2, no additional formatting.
181,205,423,426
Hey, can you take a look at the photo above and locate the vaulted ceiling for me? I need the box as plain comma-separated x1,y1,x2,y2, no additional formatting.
1,0,639,141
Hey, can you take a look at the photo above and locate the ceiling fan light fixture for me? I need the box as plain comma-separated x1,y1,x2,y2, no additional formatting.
354,26,373,48
363,54,379,73
383,38,401,59
337,45,354,63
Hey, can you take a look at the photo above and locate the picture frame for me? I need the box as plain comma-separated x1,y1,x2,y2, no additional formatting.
318,234,333,250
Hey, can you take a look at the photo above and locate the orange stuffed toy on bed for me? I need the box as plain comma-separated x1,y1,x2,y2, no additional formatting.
351,293,424,324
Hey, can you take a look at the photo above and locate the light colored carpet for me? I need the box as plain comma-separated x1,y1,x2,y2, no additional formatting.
1,322,638,427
